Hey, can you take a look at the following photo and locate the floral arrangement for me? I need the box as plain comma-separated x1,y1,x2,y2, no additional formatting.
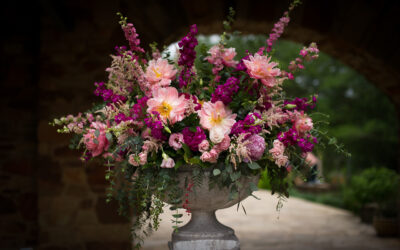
52,0,347,248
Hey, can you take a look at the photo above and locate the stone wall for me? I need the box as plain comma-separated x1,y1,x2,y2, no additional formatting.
0,1,39,248
1,0,399,248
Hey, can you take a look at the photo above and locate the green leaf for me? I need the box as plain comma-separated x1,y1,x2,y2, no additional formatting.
249,182,258,192
174,159,183,170
213,169,221,176
181,143,192,163
188,156,201,165
247,162,261,170
172,214,183,218
94,129,100,137
93,138,99,145
105,132,113,141
230,171,241,181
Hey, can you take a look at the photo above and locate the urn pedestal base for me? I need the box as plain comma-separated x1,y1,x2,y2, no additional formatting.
168,210,240,250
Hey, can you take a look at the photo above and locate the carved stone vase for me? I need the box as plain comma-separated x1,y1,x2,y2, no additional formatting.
167,167,259,250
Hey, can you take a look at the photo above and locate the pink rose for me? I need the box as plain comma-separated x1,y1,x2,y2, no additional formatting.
213,135,231,153
198,140,210,153
294,116,313,134
269,139,285,157
83,122,109,157
200,149,219,163
169,133,184,150
276,155,288,167
138,152,148,165
161,157,175,168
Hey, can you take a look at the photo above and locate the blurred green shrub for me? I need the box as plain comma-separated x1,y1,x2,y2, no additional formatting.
343,167,399,217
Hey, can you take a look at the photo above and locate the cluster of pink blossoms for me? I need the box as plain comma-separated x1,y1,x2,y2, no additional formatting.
55,6,320,173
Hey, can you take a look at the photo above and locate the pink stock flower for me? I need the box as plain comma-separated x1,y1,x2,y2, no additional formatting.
145,58,177,89
147,87,188,124
83,122,109,157
161,157,175,168
169,133,184,150
198,101,237,144
243,54,281,87
198,140,210,153
294,116,313,135
200,149,219,163
213,134,231,153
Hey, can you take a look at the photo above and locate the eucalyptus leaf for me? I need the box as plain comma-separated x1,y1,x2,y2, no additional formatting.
247,162,261,170
213,169,221,176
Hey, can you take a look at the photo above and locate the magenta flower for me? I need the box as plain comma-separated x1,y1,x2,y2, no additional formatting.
182,127,206,151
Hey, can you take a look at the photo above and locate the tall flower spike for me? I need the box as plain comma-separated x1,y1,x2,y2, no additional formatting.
118,13,145,54
178,24,198,88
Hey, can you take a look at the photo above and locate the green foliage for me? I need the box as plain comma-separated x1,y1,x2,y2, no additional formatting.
343,167,399,216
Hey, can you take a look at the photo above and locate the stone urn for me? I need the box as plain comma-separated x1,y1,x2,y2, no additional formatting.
167,166,259,250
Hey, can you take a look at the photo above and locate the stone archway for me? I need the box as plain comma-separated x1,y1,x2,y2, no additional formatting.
3,0,399,248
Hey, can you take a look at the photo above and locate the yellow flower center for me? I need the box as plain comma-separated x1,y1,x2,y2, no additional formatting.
153,67,162,78
210,112,223,125
157,101,172,118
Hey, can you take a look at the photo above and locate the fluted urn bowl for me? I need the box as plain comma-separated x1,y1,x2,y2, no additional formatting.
166,166,259,250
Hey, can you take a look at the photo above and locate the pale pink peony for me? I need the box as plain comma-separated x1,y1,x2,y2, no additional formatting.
294,116,313,135
243,54,281,87
198,140,210,153
200,149,219,163
198,101,237,143
222,47,237,67
83,122,109,157
161,157,175,168
169,133,184,150
213,134,231,153
145,58,177,89
147,87,188,124
206,45,237,68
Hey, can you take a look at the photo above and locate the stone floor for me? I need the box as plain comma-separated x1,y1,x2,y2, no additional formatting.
142,190,400,250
